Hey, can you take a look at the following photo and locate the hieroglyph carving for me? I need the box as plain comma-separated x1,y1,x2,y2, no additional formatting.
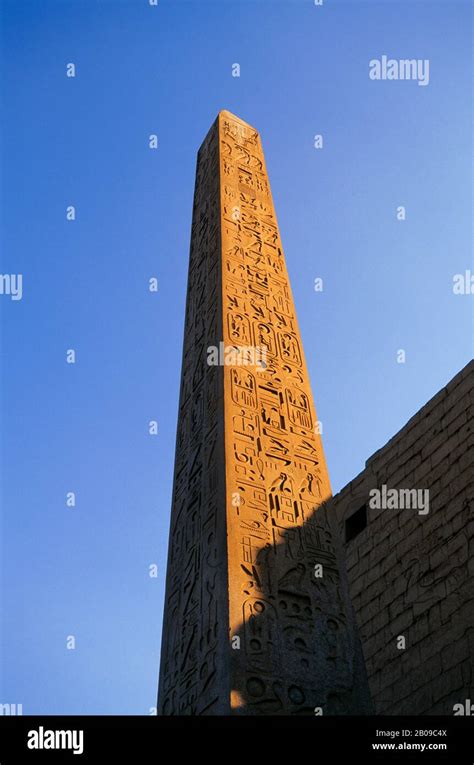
158,112,370,715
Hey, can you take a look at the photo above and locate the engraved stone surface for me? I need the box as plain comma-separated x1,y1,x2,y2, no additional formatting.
157,111,372,715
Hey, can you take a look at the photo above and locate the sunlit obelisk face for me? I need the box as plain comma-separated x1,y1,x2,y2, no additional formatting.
157,111,371,716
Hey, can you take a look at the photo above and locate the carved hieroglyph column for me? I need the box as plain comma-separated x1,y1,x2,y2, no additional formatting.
157,111,372,715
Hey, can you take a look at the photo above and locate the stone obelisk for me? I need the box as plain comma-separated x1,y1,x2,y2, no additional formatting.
157,111,371,715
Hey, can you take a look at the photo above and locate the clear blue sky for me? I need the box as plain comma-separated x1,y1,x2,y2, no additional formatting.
0,0,472,714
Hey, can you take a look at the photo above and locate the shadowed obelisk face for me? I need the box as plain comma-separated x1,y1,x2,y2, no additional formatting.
158,111,372,716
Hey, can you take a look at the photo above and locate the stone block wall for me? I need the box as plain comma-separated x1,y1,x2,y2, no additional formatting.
328,361,473,714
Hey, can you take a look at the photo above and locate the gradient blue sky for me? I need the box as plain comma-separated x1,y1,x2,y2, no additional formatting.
0,0,472,714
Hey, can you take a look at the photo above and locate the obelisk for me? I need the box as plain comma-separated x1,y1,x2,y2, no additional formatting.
157,111,371,715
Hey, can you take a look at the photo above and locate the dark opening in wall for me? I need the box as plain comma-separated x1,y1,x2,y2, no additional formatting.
345,504,367,543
